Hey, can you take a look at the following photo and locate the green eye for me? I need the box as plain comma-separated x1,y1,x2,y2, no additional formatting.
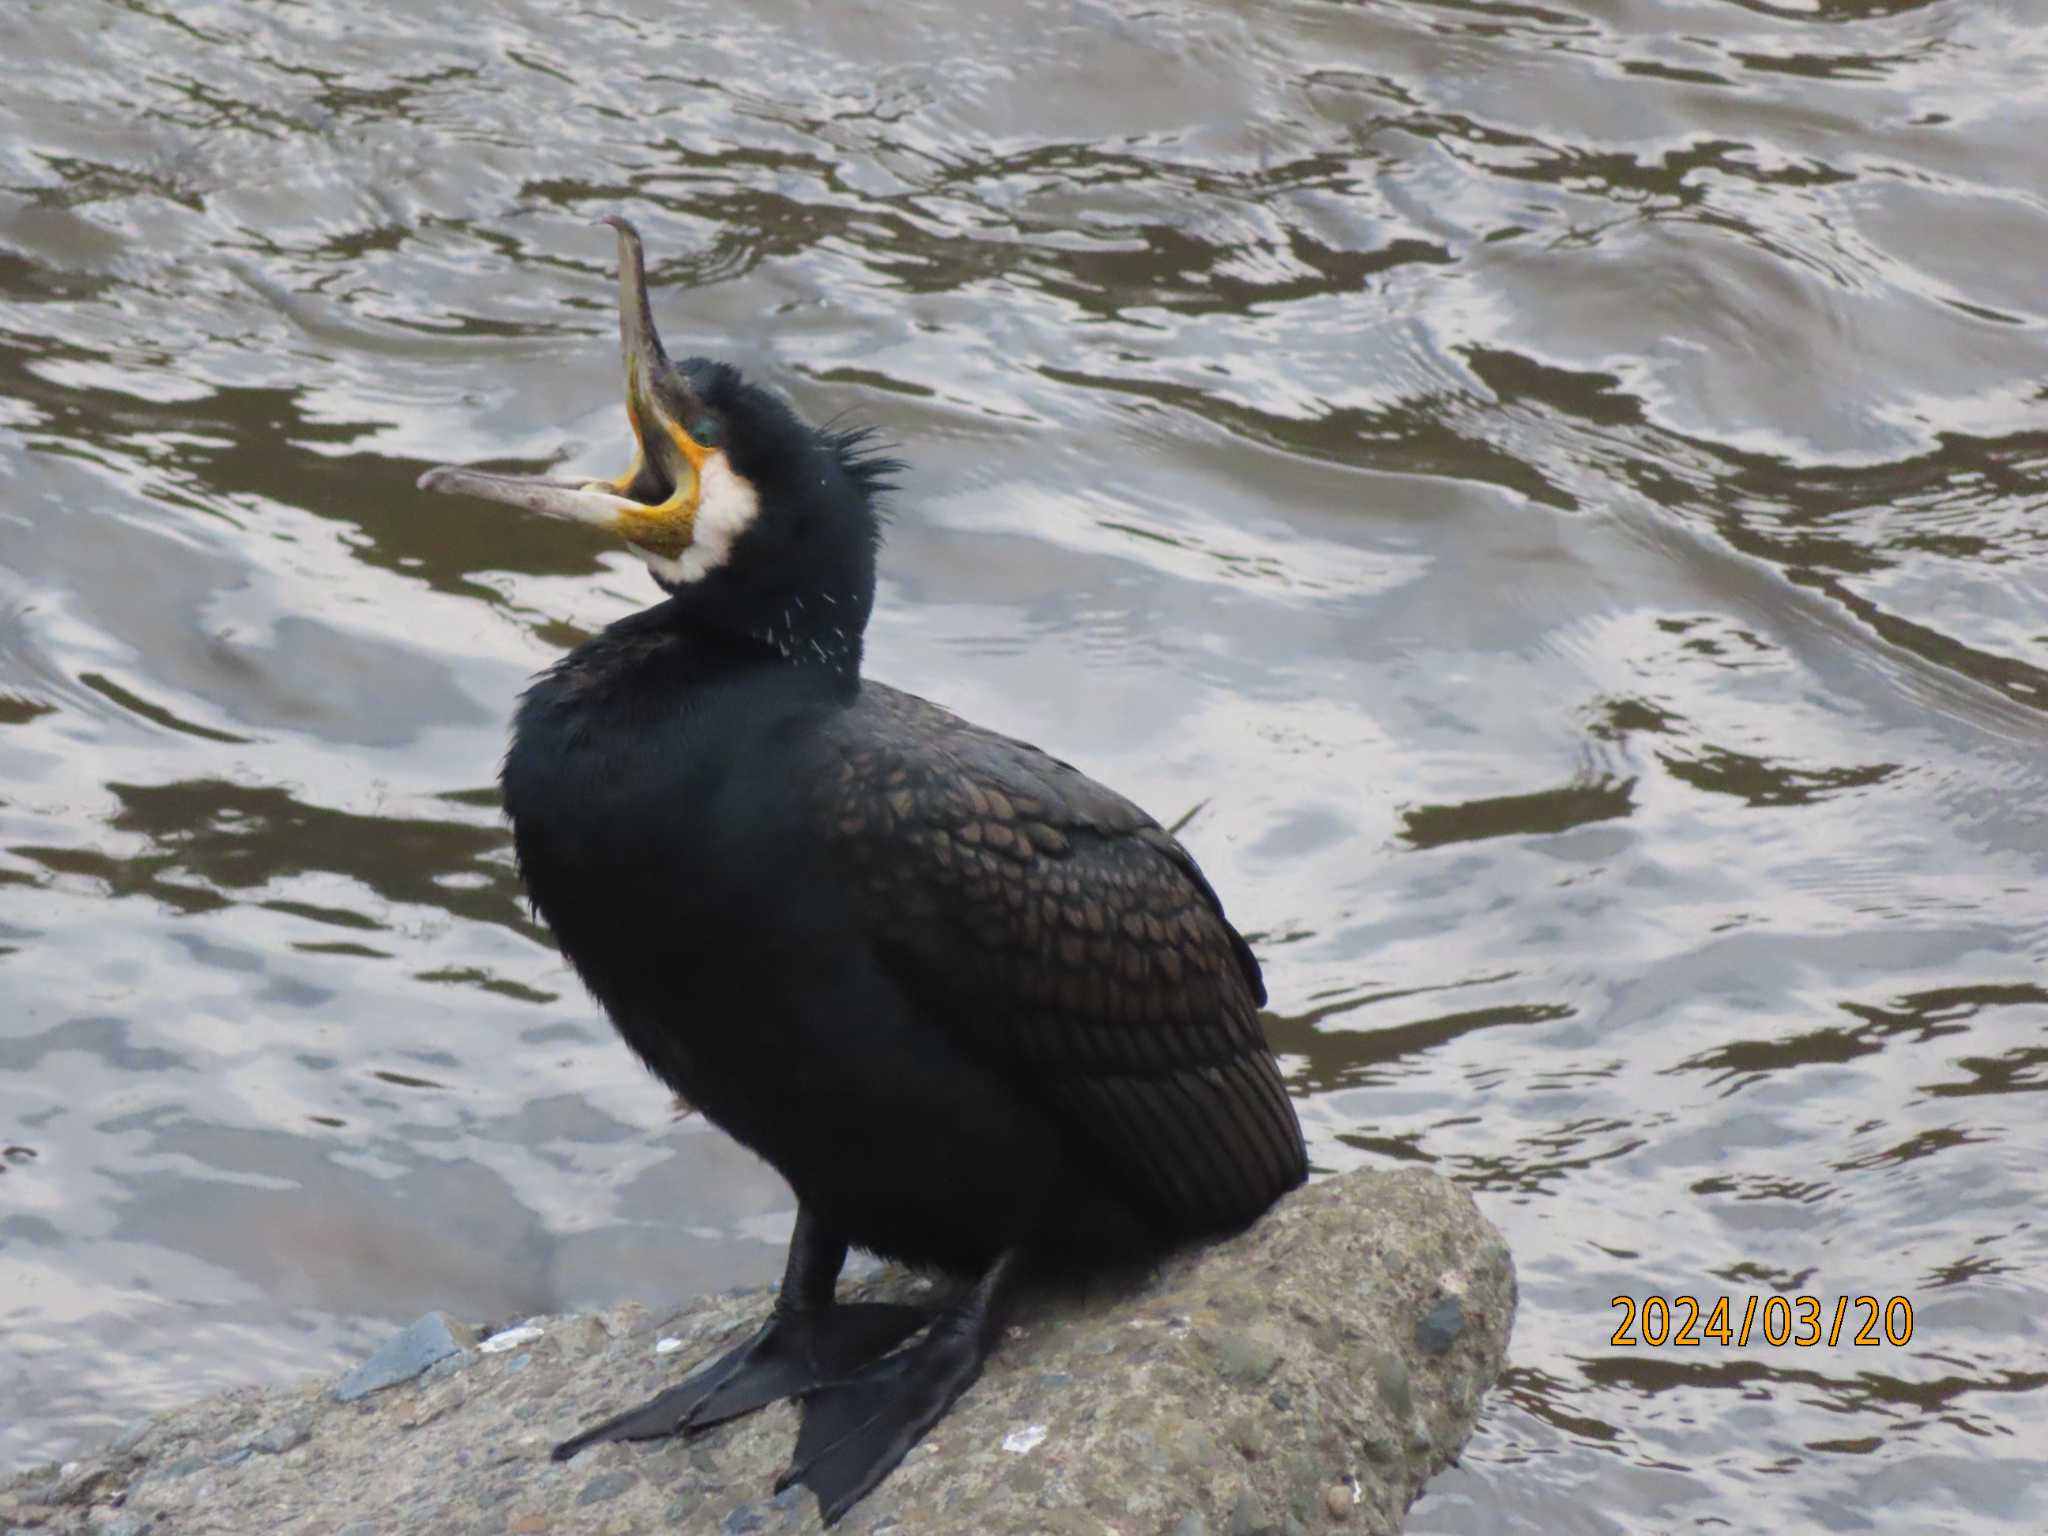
690,417,722,448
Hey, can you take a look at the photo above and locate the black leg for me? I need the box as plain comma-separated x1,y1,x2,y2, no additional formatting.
777,1248,1024,1525
553,1206,929,1461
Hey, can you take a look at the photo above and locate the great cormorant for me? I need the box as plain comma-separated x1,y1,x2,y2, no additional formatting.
418,217,1307,1524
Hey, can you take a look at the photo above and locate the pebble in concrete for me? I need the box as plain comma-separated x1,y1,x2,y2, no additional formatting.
578,1470,638,1506
251,1415,312,1455
1415,1296,1466,1356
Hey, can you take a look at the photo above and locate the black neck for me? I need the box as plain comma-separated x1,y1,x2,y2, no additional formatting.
745,591,866,683
649,576,868,687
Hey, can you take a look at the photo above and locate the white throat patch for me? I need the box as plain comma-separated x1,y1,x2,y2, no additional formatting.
638,453,760,584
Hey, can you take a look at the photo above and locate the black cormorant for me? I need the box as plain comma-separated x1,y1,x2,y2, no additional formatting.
418,217,1307,1524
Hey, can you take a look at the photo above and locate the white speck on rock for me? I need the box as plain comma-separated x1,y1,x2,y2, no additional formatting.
654,1337,684,1355
1002,1424,1049,1455
479,1325,545,1355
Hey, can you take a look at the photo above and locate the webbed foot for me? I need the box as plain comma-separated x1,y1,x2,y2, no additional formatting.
776,1312,992,1524
553,1301,929,1460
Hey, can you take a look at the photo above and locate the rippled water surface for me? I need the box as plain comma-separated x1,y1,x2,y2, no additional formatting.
4,0,2046,1528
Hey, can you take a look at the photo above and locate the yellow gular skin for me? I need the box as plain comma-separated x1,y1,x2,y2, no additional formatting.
606,382,715,559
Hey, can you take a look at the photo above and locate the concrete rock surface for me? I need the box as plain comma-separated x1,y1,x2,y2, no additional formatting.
2,1167,1514,1536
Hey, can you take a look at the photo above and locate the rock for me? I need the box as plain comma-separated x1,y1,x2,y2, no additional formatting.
577,1470,637,1506
16,1460,110,1508
333,1312,478,1402
1374,1353,1411,1417
3,1167,1512,1536
139,1454,205,1485
109,1419,156,1457
552,1316,613,1360
251,1413,313,1455
1326,1478,1356,1519
1204,1323,1285,1385
1415,1296,1465,1356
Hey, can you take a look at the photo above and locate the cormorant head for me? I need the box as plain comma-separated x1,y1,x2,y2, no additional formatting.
419,217,895,674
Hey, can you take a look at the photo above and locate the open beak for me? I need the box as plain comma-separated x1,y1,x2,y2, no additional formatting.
417,216,711,559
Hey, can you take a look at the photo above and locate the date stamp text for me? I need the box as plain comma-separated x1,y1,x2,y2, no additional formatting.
1610,1294,1914,1347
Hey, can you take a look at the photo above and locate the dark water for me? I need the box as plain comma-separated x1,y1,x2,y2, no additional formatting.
4,0,2046,1529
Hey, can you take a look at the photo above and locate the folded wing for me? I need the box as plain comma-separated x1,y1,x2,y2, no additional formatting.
812,685,1307,1233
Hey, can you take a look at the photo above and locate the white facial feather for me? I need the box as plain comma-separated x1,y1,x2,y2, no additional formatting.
638,453,760,584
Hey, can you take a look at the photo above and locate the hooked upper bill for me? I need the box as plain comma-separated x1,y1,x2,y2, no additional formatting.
416,216,717,563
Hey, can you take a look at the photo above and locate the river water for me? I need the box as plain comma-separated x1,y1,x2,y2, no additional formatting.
3,1,2045,1530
